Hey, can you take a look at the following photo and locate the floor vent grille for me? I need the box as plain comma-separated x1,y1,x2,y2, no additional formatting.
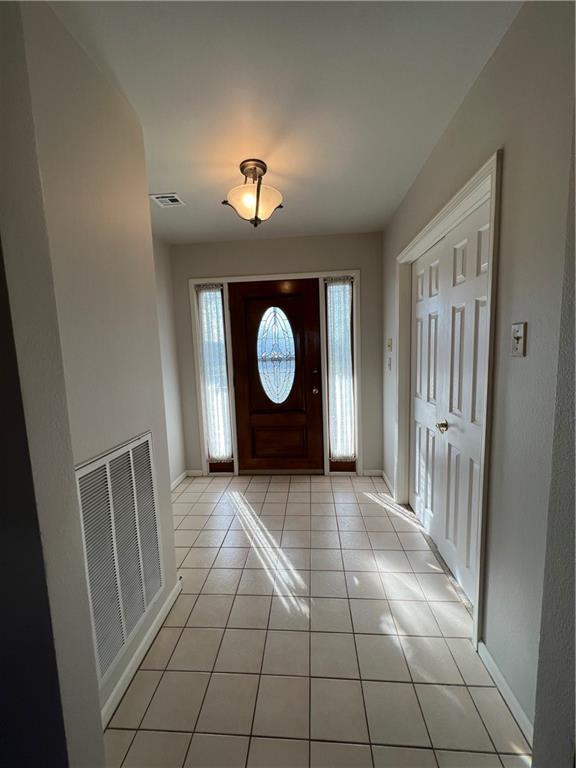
77,433,162,682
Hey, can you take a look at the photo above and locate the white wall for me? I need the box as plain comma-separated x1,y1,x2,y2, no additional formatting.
382,234,398,491
381,1,573,725
3,0,178,730
170,232,383,473
0,4,104,765
154,237,186,484
532,153,574,767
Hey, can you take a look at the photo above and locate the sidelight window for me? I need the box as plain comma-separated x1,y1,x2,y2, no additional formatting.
326,277,356,462
196,285,233,462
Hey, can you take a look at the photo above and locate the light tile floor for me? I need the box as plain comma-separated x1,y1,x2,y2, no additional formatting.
105,475,532,768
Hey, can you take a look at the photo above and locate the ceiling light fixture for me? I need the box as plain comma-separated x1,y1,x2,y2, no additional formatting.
222,159,283,227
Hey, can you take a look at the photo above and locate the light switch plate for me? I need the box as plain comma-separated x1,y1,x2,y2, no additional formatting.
511,322,527,357
386,337,393,352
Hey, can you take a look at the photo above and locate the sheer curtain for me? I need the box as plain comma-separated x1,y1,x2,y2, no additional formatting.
196,285,233,461
326,277,356,461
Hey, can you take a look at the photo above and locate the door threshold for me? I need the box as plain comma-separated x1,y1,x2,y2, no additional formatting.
238,469,324,475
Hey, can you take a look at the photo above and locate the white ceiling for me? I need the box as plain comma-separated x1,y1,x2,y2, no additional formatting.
54,2,520,243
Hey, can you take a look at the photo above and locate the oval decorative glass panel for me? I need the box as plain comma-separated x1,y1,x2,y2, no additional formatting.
257,306,296,404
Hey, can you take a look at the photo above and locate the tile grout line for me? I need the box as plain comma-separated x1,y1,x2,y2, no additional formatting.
183,478,246,751
362,489,462,761
369,493,526,757
396,611,439,763
367,492,497,758
141,476,238,766
124,618,194,767
116,651,172,766
281,476,311,763
340,493,377,768
308,584,312,768
112,722,528,756
244,550,276,767
118,475,530,764
110,666,527,689
347,479,516,759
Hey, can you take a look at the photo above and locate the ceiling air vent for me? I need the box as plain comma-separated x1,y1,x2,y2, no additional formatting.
150,192,185,208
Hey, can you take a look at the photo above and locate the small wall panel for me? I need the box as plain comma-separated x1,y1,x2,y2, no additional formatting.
253,427,307,458
445,442,461,545
414,422,423,499
429,261,439,297
476,225,490,275
416,270,425,301
415,318,423,399
449,305,465,416
424,427,436,518
452,239,468,285
427,312,438,404
471,298,488,426
466,458,480,569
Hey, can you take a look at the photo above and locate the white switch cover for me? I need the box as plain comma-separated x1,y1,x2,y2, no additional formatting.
511,322,527,357
386,337,393,352
387,357,392,371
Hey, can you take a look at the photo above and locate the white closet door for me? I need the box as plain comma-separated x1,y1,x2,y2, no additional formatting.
409,239,442,529
410,200,491,602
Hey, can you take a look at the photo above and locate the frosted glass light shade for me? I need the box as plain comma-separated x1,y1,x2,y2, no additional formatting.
226,183,283,223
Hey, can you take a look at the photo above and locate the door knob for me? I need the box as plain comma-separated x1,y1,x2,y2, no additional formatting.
436,419,449,433
312,387,319,395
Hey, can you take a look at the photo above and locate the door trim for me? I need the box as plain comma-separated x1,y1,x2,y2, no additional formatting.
392,151,502,645
188,269,362,477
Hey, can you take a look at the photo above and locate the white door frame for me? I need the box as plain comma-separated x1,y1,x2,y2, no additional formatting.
392,151,502,644
188,269,362,477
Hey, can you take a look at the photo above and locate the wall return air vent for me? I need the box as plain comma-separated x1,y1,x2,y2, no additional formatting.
76,433,163,682
149,192,185,208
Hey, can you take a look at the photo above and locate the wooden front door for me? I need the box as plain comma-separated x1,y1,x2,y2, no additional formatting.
228,278,324,472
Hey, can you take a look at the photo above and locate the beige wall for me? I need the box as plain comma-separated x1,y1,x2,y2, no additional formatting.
532,151,574,766
154,237,186,483
382,1,573,724
171,232,383,473
3,0,178,737
0,4,103,765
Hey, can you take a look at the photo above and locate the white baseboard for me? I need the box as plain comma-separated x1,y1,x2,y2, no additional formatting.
101,580,182,727
382,470,395,495
362,469,384,477
170,471,187,490
477,641,534,745
170,469,205,490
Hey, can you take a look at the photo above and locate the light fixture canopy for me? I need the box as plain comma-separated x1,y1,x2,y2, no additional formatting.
222,158,283,227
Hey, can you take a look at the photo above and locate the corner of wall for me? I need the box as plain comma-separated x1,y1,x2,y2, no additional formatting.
153,237,187,483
